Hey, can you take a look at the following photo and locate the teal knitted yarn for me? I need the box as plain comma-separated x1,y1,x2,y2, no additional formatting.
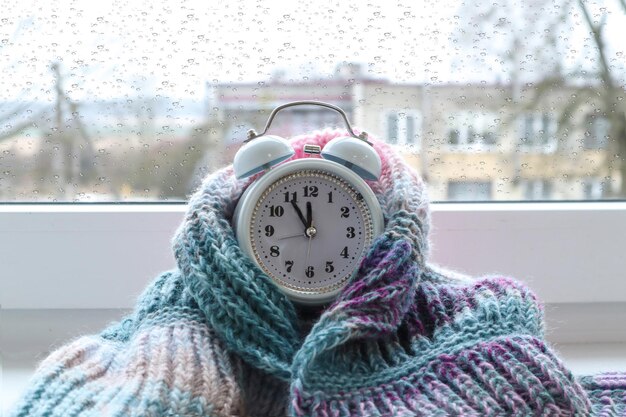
10,130,626,417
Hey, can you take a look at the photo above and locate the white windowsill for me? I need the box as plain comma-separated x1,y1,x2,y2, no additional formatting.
2,201,626,309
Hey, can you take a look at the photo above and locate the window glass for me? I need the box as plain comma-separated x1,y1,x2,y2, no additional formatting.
447,181,492,201
385,111,421,147
584,115,610,150
522,180,553,201
0,1,625,202
518,112,558,151
582,178,609,200
386,113,400,145
446,111,499,151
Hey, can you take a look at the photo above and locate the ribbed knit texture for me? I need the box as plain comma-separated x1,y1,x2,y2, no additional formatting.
10,130,626,416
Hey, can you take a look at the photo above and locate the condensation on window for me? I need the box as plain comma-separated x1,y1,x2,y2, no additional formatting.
0,0,624,202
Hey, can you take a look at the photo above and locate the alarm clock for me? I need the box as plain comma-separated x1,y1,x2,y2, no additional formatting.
232,101,384,306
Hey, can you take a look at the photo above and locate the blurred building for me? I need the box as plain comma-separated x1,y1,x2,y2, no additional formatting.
211,63,621,201
1,62,621,202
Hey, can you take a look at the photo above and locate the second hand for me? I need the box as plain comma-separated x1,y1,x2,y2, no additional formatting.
306,227,313,266
276,233,305,240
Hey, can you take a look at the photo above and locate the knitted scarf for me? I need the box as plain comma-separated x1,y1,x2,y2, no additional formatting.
172,130,429,383
10,130,626,417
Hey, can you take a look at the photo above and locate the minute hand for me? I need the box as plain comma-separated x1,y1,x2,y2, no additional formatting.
306,201,312,228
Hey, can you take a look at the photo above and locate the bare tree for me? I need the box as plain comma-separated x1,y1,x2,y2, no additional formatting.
455,0,626,196
0,63,98,200
576,0,626,196
49,62,98,198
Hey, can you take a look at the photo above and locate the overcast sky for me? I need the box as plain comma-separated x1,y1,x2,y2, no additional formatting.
1,0,624,102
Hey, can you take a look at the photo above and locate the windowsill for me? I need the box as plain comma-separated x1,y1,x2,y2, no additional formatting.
2,201,626,308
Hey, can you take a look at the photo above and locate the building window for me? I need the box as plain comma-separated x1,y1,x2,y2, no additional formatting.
385,111,422,147
582,178,608,200
518,112,557,151
584,115,610,150
447,181,492,201
521,179,552,200
446,111,499,151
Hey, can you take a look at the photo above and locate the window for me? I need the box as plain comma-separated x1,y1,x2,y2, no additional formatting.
447,181,492,201
518,112,558,152
521,179,553,201
446,111,499,152
384,111,422,147
584,115,610,150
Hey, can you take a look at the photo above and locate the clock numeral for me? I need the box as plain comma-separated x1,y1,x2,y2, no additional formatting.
305,266,315,278
327,191,333,203
269,205,284,217
303,185,319,197
283,191,297,203
340,206,350,218
340,246,349,259
325,261,334,273
270,246,280,257
264,225,275,237
285,260,294,273
346,227,355,238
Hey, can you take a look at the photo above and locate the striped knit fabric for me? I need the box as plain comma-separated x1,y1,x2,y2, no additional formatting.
10,130,626,417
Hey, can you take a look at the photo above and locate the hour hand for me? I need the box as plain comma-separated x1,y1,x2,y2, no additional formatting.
290,200,308,232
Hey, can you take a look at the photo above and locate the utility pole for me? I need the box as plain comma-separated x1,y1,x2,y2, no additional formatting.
51,62,74,199
50,62,97,200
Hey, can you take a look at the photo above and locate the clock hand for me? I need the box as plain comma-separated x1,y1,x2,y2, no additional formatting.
305,202,315,270
306,201,312,228
276,233,304,241
306,233,312,267
290,200,308,232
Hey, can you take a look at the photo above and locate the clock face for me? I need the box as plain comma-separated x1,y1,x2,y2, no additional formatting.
250,169,374,296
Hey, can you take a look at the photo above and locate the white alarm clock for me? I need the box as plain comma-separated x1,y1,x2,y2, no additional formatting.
232,101,384,305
